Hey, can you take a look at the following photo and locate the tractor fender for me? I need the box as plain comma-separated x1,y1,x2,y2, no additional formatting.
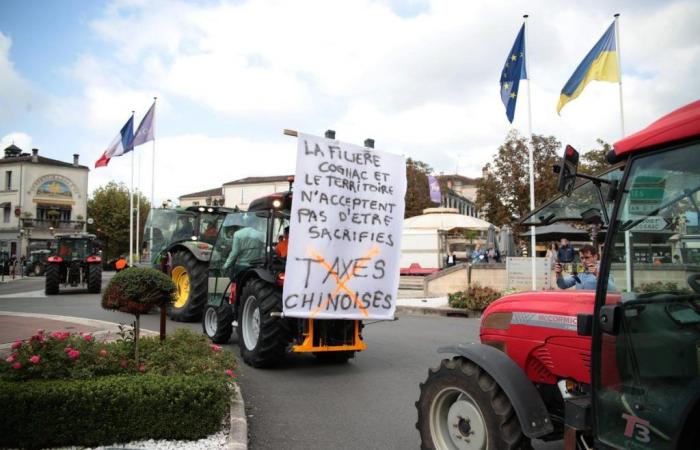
167,242,213,263
438,342,554,439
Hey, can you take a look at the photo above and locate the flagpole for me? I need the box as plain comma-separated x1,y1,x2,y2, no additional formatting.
149,97,157,261
614,13,632,292
136,151,141,263
129,111,135,266
523,14,537,290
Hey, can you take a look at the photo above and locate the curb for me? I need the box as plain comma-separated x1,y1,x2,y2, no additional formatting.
396,305,482,318
228,383,248,450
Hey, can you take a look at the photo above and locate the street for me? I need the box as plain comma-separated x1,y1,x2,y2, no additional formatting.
0,276,560,450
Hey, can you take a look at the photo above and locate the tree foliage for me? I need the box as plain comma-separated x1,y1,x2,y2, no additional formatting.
87,182,150,261
476,131,560,229
404,158,445,218
580,139,612,175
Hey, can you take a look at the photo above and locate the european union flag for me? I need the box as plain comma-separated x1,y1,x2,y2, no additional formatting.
500,24,527,123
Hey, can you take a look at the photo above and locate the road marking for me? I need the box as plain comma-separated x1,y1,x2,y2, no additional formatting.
0,289,46,298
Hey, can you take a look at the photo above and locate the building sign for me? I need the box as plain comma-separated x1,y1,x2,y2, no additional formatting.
36,180,72,198
506,257,551,290
282,133,406,320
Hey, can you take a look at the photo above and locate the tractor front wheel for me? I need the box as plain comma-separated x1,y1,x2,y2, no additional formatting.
415,357,529,450
202,303,234,344
87,264,102,293
45,264,60,295
237,278,290,368
167,251,208,322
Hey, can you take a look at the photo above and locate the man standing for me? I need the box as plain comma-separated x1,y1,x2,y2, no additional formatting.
557,238,575,263
555,244,616,291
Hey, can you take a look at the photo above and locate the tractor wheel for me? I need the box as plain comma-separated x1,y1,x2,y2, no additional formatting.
87,264,102,293
202,303,234,344
237,278,290,368
416,357,530,450
45,264,60,295
167,251,208,322
314,351,355,364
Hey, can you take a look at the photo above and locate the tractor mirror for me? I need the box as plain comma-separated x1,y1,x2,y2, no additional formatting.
557,145,579,196
577,313,593,336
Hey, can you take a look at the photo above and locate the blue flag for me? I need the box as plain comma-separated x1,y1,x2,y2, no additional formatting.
428,176,441,203
500,24,527,123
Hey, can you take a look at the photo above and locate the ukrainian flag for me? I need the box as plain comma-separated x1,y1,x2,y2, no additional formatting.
557,22,619,114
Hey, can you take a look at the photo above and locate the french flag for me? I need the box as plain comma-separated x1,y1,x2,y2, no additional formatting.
95,115,135,168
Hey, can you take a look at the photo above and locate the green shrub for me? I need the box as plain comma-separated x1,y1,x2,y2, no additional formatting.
102,266,176,312
0,374,232,449
449,283,502,311
638,280,691,294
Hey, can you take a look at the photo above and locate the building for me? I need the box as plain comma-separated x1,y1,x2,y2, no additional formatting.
178,187,224,208
437,174,479,217
0,145,89,259
222,175,293,211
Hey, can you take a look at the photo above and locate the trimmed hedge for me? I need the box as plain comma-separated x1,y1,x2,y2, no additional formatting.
0,374,231,449
448,283,502,311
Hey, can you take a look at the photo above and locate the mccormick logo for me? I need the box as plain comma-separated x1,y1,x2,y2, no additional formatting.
511,312,577,331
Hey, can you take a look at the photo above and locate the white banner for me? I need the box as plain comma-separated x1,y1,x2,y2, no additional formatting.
282,133,406,320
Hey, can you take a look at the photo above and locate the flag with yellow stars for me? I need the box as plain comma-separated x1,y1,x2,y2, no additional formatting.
500,24,527,123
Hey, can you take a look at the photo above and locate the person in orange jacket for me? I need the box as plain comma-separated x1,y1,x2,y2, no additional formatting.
115,255,128,272
275,226,289,258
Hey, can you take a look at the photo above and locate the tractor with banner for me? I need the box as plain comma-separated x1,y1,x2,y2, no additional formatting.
142,205,233,322
44,233,102,295
415,100,700,450
201,187,367,367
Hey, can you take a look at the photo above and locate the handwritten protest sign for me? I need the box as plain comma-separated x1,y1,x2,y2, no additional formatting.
282,133,406,320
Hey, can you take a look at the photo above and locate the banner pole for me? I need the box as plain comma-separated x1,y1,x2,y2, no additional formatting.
149,97,157,262
129,146,134,266
524,14,537,290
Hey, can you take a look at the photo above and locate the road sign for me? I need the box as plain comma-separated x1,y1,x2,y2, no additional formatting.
632,216,672,232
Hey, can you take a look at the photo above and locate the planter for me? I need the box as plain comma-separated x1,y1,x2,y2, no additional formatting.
119,300,153,314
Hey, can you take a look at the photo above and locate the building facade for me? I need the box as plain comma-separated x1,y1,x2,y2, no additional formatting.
222,176,292,211
0,145,89,259
179,187,225,208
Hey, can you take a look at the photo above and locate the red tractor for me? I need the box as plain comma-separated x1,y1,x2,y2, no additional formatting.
416,100,700,449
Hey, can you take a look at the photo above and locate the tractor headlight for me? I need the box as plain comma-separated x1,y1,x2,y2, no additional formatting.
272,199,282,208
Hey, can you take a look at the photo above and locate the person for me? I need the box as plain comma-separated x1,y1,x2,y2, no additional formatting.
471,245,482,264
58,242,71,258
673,254,683,264
446,251,456,267
487,246,498,263
557,238,575,263
173,216,194,241
276,226,290,258
545,242,559,267
202,221,219,244
9,254,16,279
223,221,265,277
555,244,616,291
115,255,127,272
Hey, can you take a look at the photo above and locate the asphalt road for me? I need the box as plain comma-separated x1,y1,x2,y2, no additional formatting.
0,275,561,450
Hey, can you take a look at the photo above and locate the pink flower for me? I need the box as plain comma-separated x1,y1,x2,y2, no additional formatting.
99,349,108,357
210,344,222,352
29,355,41,364
224,369,235,378
138,363,146,373
36,329,45,336
82,334,94,342
51,331,69,341
30,333,44,343
12,362,22,370
64,346,73,353
68,350,80,360
5,353,16,363
11,340,22,350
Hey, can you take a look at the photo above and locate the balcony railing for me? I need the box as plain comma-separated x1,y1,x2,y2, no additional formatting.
21,219,85,231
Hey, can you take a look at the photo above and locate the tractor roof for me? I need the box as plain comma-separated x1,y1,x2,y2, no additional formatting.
247,191,292,212
614,99,700,157
54,233,97,240
183,205,236,214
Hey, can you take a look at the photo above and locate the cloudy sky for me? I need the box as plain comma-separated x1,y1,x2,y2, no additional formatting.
1,0,698,205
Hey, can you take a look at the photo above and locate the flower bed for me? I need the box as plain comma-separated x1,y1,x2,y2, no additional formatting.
0,328,236,449
448,283,503,311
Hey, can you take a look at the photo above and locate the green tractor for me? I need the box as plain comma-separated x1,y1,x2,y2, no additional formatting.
44,234,102,295
143,206,233,322
202,190,366,367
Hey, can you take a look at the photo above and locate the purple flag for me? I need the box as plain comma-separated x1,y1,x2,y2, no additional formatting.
428,176,441,203
132,101,156,147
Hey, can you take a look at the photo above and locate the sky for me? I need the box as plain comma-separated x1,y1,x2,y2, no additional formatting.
1,0,699,206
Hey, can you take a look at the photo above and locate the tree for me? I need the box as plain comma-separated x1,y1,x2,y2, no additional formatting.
87,182,151,261
580,139,612,175
405,158,435,218
476,131,560,230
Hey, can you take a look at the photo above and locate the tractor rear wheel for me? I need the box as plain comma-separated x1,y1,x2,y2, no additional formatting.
237,278,290,368
202,303,234,344
87,264,102,293
167,251,208,322
416,357,530,450
45,264,60,295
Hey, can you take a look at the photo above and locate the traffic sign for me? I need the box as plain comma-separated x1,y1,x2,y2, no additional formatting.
632,216,673,232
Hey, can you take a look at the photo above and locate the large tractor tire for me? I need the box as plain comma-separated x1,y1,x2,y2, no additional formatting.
202,303,234,344
167,251,208,322
416,357,530,450
87,264,102,293
237,278,290,368
45,264,61,295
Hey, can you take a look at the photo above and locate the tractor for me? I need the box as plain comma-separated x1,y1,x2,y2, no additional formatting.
26,249,50,276
201,187,366,367
416,99,700,450
142,205,233,322
44,234,102,295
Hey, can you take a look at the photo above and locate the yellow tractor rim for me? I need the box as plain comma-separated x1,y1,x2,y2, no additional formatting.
171,266,190,308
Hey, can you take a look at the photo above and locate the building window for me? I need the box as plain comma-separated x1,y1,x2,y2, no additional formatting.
37,205,71,222
192,201,200,206
5,171,11,191
3,205,9,223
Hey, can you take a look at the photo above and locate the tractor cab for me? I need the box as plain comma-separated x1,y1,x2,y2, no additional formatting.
45,234,102,295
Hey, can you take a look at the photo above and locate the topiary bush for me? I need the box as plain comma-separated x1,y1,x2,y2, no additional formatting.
102,267,176,313
448,283,502,311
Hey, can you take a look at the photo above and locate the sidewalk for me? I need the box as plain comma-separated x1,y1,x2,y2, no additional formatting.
395,295,479,318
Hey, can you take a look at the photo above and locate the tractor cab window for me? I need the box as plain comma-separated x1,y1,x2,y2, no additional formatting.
198,213,224,244
596,142,700,450
272,213,290,258
211,212,267,279
143,209,179,263
55,239,92,260
172,214,195,241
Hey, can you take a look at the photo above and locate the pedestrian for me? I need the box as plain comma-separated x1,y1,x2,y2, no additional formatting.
546,242,559,267
557,238,575,263
446,251,456,267
115,255,128,272
471,245,482,264
487,246,497,263
555,244,616,291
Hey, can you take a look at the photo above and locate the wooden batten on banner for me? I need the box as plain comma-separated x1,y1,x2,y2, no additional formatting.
283,129,299,137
